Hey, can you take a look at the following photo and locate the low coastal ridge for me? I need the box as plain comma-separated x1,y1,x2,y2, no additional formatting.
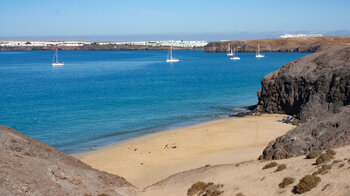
205,36,350,53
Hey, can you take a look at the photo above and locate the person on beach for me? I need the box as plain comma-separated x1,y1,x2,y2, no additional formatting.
162,144,168,149
172,143,177,149
286,116,290,124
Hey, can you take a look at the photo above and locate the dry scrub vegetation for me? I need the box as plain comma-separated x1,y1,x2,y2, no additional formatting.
187,181,224,196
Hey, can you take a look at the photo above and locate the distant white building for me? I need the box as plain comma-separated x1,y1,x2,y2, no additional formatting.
0,40,89,47
280,34,323,38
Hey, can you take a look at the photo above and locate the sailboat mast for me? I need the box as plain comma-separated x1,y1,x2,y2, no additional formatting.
170,45,173,59
56,49,58,63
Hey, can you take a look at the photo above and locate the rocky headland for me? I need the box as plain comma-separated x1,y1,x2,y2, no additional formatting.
257,45,350,159
204,37,350,53
0,125,137,196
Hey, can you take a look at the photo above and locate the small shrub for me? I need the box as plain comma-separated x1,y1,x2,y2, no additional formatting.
279,177,295,188
313,164,332,176
325,149,336,156
275,164,287,172
262,162,278,170
306,151,320,159
294,175,321,194
315,153,332,165
236,193,245,196
338,163,345,168
187,181,208,195
98,194,109,196
187,182,224,196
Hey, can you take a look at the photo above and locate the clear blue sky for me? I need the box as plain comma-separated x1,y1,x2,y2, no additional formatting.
1,0,349,41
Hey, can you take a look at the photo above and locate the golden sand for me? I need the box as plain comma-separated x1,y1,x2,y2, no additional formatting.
76,114,294,188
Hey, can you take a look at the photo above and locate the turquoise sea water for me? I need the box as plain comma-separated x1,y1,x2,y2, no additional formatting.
0,50,308,154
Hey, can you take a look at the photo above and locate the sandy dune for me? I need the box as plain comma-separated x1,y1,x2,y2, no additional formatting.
76,114,294,189
141,146,350,196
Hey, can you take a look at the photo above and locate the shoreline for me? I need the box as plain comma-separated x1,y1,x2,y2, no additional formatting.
67,114,228,155
76,114,295,188
66,106,254,155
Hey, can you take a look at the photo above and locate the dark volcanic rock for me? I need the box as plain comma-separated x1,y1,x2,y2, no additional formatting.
257,45,350,160
255,46,350,122
0,125,137,195
259,105,350,160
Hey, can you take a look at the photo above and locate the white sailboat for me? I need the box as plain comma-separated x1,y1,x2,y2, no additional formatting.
256,44,265,58
227,44,234,56
52,49,64,66
230,47,240,60
166,45,179,63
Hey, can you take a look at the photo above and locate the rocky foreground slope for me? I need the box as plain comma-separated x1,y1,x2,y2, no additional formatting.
257,45,350,159
141,146,350,196
0,125,137,196
204,37,350,53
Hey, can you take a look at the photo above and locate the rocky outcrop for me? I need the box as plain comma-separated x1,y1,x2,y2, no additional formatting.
204,37,350,53
256,45,350,121
260,105,350,160
0,125,137,196
257,45,350,160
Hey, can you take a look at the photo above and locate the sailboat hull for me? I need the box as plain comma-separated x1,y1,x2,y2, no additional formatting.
166,59,179,63
52,63,65,66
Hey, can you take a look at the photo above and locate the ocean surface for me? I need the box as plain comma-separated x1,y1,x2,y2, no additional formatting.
0,50,308,154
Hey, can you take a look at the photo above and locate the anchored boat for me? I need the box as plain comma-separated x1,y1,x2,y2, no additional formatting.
52,49,64,66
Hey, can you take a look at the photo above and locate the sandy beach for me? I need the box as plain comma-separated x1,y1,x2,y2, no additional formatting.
76,114,295,188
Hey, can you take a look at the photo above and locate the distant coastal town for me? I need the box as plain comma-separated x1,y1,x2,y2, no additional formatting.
0,40,208,48
0,34,325,48
0,34,327,51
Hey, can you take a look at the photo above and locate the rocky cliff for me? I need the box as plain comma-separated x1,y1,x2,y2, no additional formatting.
257,45,350,159
256,45,350,121
204,37,350,53
0,125,137,196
